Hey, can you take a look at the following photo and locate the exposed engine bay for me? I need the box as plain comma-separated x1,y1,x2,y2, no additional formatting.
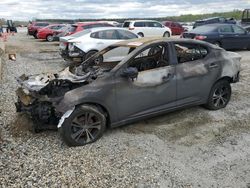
15,59,114,131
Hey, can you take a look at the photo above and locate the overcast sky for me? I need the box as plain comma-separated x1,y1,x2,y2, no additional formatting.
0,0,249,21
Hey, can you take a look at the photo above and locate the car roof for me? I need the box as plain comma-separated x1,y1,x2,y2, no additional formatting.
89,27,133,32
196,17,223,22
197,23,236,27
113,37,216,48
73,22,110,26
124,20,160,22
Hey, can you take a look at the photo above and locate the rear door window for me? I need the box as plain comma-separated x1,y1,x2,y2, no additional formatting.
35,23,49,27
117,30,138,39
174,43,208,63
146,22,154,27
219,25,233,33
232,25,246,34
134,22,145,27
91,30,119,40
152,22,162,28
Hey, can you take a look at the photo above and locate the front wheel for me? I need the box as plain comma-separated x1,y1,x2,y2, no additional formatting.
60,105,106,147
204,80,231,110
46,35,54,42
33,32,38,39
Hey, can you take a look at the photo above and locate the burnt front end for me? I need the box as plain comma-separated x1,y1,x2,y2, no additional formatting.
15,87,60,127
15,67,92,131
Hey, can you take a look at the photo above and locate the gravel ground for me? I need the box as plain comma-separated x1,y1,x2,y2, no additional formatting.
0,33,250,188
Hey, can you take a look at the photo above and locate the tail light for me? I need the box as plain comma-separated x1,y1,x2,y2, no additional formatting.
195,35,207,40
129,27,135,30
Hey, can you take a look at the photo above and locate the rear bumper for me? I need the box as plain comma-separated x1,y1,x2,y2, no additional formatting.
59,48,85,63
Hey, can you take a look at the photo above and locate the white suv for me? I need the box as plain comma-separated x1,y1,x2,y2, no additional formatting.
123,20,172,37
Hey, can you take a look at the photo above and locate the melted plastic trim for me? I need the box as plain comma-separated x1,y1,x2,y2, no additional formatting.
57,107,75,128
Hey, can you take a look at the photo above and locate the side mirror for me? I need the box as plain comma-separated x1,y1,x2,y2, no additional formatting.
121,67,138,80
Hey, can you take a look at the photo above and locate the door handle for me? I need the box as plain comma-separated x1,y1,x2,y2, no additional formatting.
97,42,104,45
219,35,224,37
209,63,219,69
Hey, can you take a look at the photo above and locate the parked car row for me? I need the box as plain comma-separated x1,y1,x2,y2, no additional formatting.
59,27,139,63
58,20,174,63
27,21,115,41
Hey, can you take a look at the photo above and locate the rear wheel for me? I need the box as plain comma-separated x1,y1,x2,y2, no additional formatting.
204,80,231,110
60,105,106,147
46,35,54,42
163,32,170,37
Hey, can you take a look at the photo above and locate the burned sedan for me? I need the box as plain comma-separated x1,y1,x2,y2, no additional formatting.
15,38,241,146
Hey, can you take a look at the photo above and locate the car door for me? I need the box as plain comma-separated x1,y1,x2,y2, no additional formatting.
232,25,250,49
171,23,178,35
117,29,138,40
147,22,163,36
141,22,152,37
154,22,166,36
176,23,184,35
218,25,236,49
115,43,177,121
90,29,121,50
173,42,221,105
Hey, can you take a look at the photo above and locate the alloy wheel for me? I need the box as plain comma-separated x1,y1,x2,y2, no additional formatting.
212,86,230,107
70,111,102,144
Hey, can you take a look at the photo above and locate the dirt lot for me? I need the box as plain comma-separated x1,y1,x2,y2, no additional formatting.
0,32,250,188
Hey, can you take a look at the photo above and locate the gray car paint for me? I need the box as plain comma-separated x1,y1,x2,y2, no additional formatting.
55,39,241,128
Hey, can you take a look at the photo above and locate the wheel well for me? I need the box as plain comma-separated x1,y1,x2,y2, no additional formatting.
77,103,111,127
214,41,222,46
216,76,233,84
137,32,144,36
87,49,98,53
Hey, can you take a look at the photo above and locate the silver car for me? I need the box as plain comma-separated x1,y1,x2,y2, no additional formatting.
59,27,138,63
15,38,241,146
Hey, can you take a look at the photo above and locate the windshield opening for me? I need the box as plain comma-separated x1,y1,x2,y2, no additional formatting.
79,46,136,72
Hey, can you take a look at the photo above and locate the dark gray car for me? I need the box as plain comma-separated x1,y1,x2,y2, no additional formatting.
15,38,241,146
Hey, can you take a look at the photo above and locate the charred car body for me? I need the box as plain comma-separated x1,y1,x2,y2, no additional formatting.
15,38,241,146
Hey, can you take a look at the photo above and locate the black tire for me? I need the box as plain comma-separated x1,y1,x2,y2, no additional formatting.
163,32,170,37
204,80,231,110
33,32,38,39
46,35,54,42
60,105,106,147
137,32,144,37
